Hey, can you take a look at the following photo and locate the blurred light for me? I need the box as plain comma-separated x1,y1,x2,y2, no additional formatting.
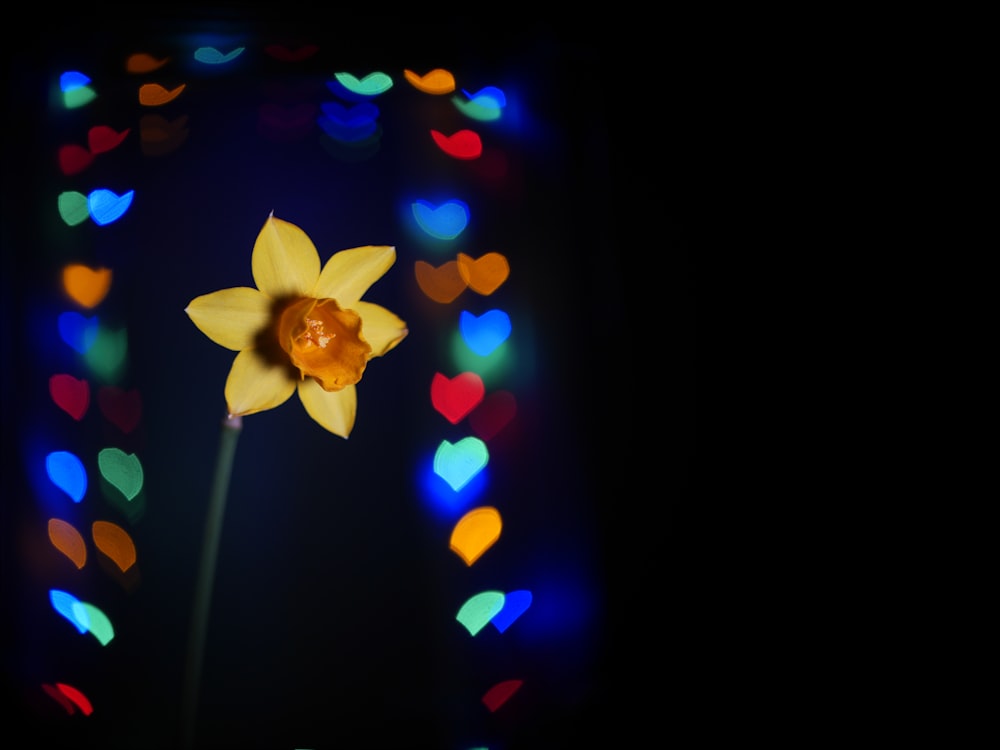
126,52,170,73
138,82,186,106
49,373,90,420
48,592,117,645
140,114,190,156
456,590,505,635
60,72,96,109
92,520,137,572
430,129,482,160
414,259,467,303
320,100,378,126
57,144,93,175
57,191,91,226
449,506,501,566
88,125,130,154
63,263,112,308
431,371,485,424
456,252,509,295
411,199,469,240
82,325,128,382
491,589,532,633
42,683,77,714
448,328,512,380
59,71,91,91
316,115,378,142
433,437,489,492
461,86,506,108
55,683,94,715
58,311,98,353
193,46,245,64
459,309,511,356
97,385,142,433
452,95,501,122
263,43,319,62
332,71,393,97
468,390,517,442
77,601,115,645
417,451,489,519
481,679,523,712
97,447,144,501
45,451,87,503
63,87,97,108
87,188,134,226
50,589,88,633
403,68,456,94
48,518,87,569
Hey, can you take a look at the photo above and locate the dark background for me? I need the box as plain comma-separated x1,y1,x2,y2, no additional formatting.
2,12,695,749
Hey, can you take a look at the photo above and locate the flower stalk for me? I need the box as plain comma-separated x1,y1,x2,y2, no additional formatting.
181,413,243,748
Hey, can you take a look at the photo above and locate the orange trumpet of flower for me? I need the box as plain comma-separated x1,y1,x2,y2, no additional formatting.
185,213,408,437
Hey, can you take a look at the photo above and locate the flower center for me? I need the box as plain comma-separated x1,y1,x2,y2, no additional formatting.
277,297,372,391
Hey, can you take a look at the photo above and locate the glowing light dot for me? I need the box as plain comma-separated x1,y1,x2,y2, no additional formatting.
92,520,137,572
138,82,186,106
456,252,509,295
60,71,91,91
193,46,245,64
403,68,456,94
87,189,134,226
431,371,485,424
45,451,88,502
459,309,511,356
449,506,502,566
48,519,87,569
433,437,489,492
49,373,90,420
98,447,144,501
456,591,505,635
55,683,94,715
491,589,532,633
414,259,467,303
63,263,112,308
411,199,469,240
333,71,393,96
57,191,91,226
482,679,523,712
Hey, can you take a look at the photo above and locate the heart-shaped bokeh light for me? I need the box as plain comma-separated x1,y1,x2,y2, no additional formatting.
414,259,467,303
49,373,90,420
431,371,485,424
449,506,502,566
433,437,489,492
456,590,505,635
63,263,112,308
459,309,511,356
48,518,87,569
456,252,509,295
45,450,87,502
97,447,144,501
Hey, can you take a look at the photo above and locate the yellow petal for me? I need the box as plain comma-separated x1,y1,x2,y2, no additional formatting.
185,287,271,351
298,379,356,438
224,349,296,417
251,214,321,299
313,245,395,307
353,301,408,358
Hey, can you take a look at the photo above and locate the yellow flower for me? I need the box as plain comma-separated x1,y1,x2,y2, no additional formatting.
185,213,408,438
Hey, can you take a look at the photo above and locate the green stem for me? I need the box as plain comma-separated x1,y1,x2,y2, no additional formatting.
181,413,242,749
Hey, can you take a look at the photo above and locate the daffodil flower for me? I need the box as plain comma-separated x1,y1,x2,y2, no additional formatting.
185,213,408,437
